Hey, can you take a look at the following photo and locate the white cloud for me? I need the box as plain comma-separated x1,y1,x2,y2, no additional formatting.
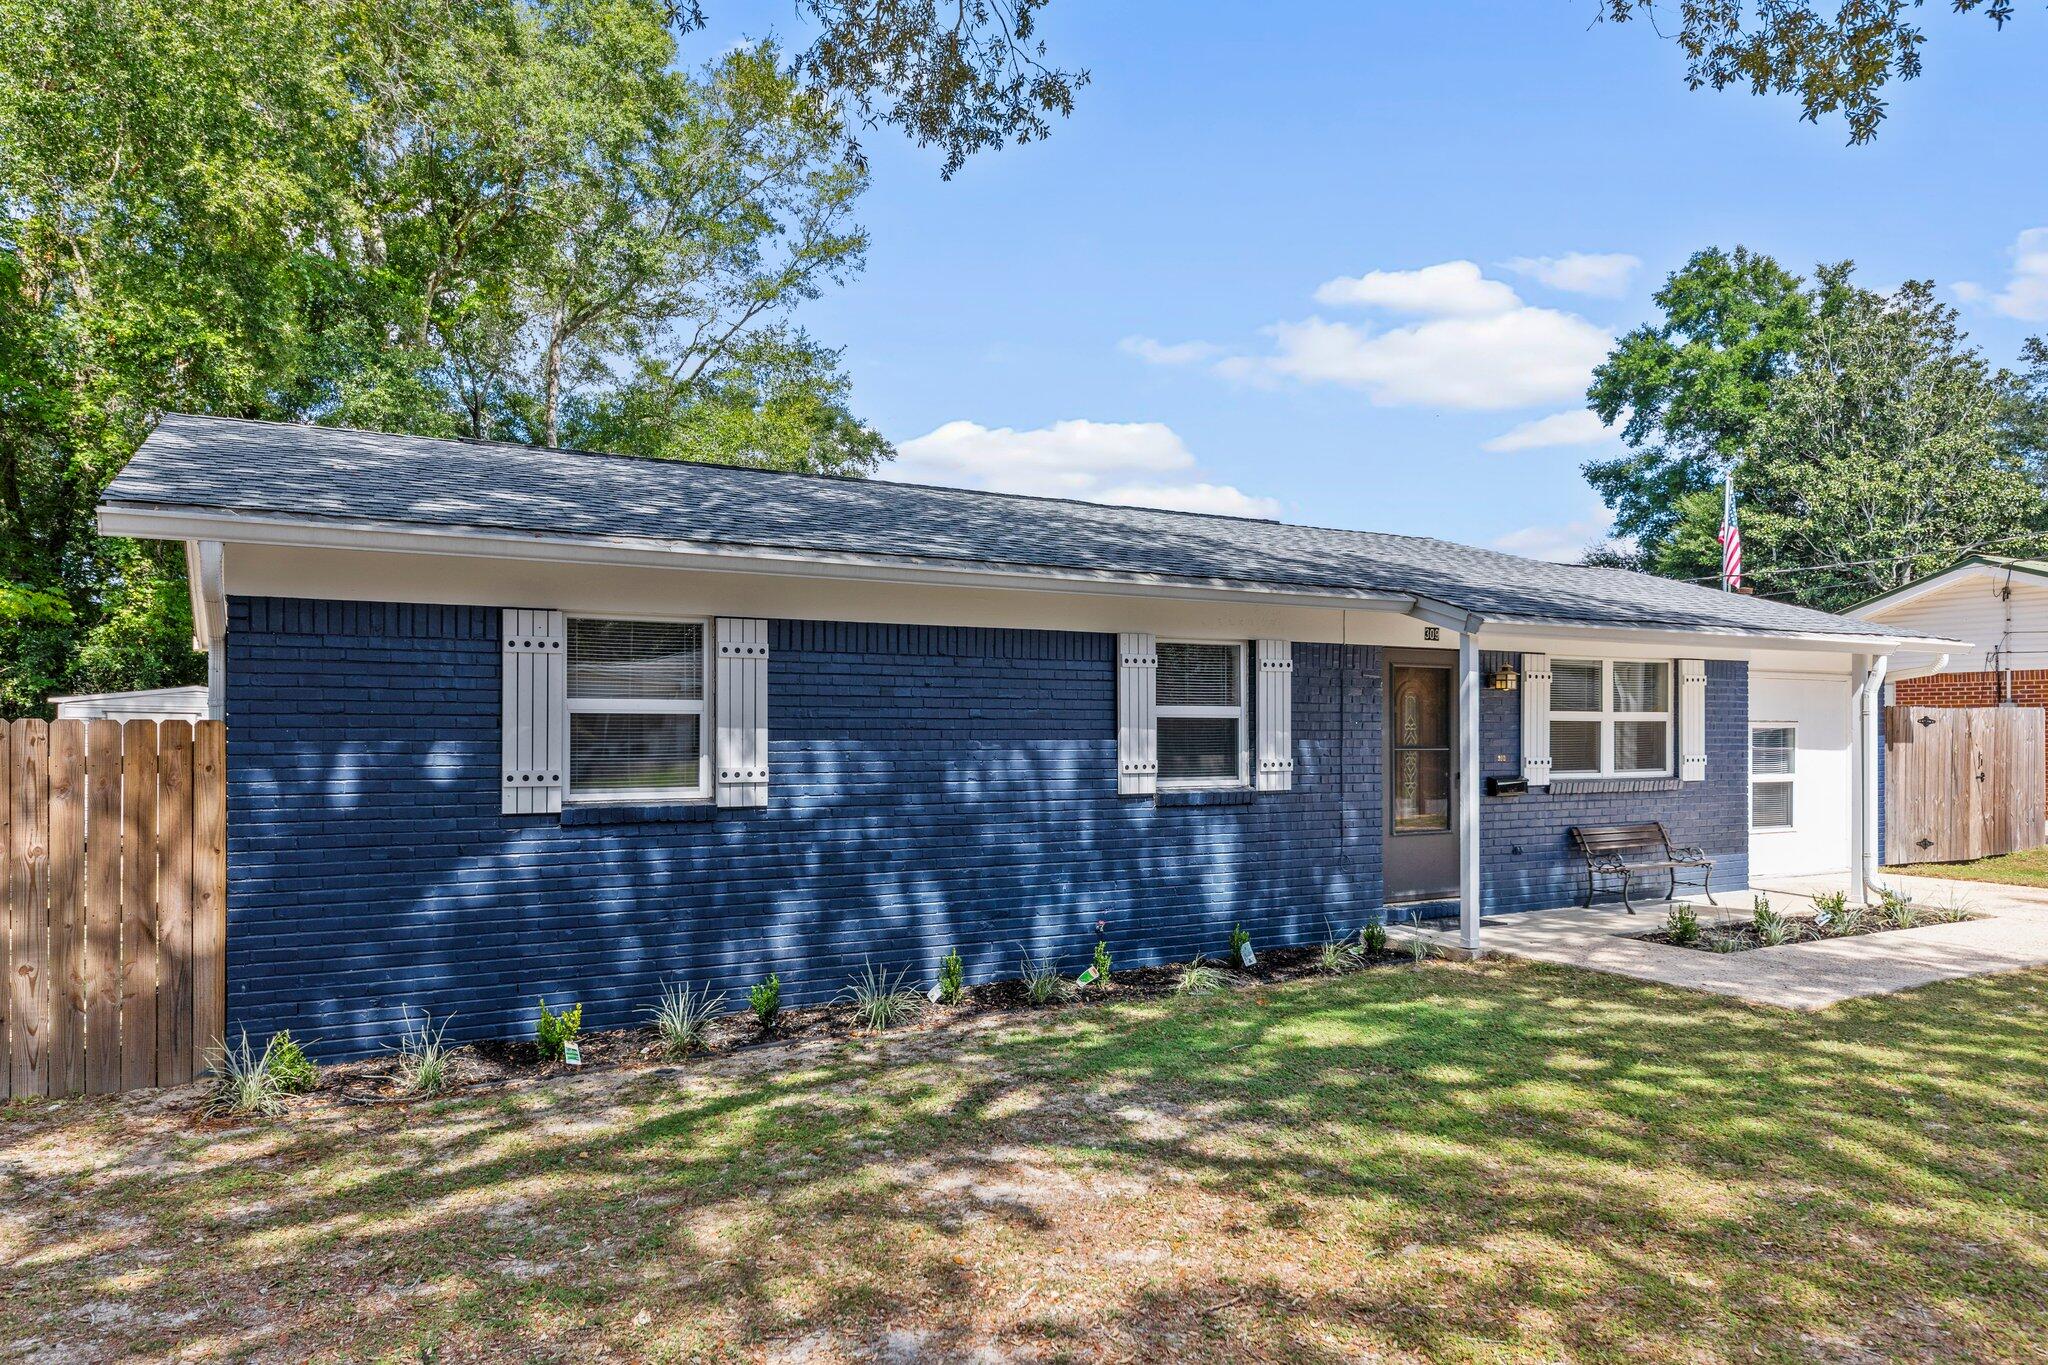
1503,252,1642,299
889,419,1281,519
1218,307,1612,410
1956,228,2048,321
1490,509,1617,563
1207,260,1614,409
1482,408,1614,453
1312,261,1520,316
1119,336,1224,366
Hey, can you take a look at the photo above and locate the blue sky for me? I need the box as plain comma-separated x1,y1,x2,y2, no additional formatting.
704,2,2048,560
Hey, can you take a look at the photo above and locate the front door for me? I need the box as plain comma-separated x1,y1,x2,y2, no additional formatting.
1384,649,1459,902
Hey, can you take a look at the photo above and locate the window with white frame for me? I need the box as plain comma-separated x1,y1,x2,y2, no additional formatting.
1156,641,1247,787
1548,659,1673,778
565,618,708,801
1751,724,1795,829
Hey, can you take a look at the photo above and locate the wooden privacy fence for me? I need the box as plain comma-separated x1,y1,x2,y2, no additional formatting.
3,719,226,1098
1884,705,2047,865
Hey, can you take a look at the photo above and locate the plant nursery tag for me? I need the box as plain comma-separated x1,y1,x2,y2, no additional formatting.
562,1041,582,1067
1076,964,1100,987
928,984,945,1003
1239,943,1257,967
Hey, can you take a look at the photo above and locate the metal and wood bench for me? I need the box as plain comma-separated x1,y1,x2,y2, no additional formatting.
1569,822,1716,913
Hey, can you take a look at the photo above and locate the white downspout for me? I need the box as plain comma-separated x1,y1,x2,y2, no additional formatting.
1855,654,1889,902
1457,630,1482,953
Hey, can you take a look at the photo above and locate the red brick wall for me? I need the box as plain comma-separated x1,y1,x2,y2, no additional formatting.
1892,669,2048,790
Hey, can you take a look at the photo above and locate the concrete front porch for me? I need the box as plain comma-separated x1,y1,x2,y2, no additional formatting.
1395,873,2048,1009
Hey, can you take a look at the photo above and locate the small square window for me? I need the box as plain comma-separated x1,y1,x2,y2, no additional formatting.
1156,641,1247,788
1751,725,1796,830
566,618,708,802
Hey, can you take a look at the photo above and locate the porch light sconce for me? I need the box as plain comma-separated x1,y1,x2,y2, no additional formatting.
1488,661,1520,691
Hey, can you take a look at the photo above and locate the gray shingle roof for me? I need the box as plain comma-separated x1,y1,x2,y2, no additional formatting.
106,414,1927,641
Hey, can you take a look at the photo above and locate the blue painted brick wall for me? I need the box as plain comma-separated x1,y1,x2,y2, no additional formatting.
226,599,1389,1056
225,599,1748,1056
1477,656,1750,912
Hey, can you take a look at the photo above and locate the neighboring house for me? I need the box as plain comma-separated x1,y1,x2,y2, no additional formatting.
50,684,212,723
97,415,1953,1055
1850,556,2048,705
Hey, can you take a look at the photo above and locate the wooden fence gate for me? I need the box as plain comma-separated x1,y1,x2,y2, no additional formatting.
1884,705,2047,865
3,719,226,1098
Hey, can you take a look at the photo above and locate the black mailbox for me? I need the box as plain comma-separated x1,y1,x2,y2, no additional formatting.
1486,776,1528,798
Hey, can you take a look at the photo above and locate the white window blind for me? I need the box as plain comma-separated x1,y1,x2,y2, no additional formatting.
1116,632,1157,796
1254,639,1294,792
502,608,567,814
1157,641,1247,788
565,617,708,803
1547,658,1675,779
715,617,770,808
1751,723,1795,828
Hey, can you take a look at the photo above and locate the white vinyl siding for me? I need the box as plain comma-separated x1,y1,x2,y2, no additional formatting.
1548,658,1675,779
1751,723,1796,830
1156,641,1248,789
564,617,709,803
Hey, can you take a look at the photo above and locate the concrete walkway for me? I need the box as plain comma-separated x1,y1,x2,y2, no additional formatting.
1401,873,2048,1009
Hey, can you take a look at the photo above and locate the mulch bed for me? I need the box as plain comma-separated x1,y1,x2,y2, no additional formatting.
315,941,1420,1104
1635,909,1975,954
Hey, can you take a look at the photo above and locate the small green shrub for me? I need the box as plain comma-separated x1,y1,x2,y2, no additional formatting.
535,998,583,1062
1020,949,1072,1006
1228,924,1252,960
206,1031,289,1117
748,974,782,1027
1175,956,1227,996
1317,937,1361,975
1811,890,1848,916
935,949,966,1005
842,961,924,1030
1361,921,1389,956
394,1010,454,1094
1091,938,1113,983
1880,888,1921,929
1665,903,1701,945
1751,896,1784,937
268,1030,320,1094
650,981,725,1056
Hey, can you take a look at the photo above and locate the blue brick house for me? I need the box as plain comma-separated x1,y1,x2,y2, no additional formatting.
100,416,1953,1056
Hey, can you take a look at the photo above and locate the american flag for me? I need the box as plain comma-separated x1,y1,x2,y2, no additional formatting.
1718,471,1743,592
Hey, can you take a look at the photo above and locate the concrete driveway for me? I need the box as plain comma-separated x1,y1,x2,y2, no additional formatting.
1403,872,2048,1009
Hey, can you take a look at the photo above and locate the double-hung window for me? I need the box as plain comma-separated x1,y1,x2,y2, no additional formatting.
1156,641,1248,788
1751,725,1796,829
565,617,709,802
1548,659,1673,778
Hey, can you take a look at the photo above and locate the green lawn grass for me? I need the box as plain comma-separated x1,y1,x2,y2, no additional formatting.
1895,845,2048,888
5,957,2047,1361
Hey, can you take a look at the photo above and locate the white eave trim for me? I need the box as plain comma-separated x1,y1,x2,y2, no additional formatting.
183,537,226,650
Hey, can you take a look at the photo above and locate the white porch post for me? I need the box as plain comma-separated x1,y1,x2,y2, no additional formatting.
1458,630,1482,951
1857,653,1889,902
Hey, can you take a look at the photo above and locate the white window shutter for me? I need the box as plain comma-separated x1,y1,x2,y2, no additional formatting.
1254,639,1294,791
715,618,770,808
502,609,566,814
1520,652,1552,786
1117,632,1157,796
1679,658,1708,782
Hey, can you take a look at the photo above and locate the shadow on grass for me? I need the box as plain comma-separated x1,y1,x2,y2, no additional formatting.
6,959,2048,1360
